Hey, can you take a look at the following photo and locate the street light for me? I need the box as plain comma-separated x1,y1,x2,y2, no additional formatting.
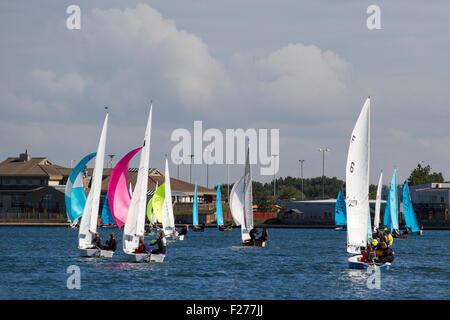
318,148,330,200
189,154,194,184
108,154,115,169
299,159,305,200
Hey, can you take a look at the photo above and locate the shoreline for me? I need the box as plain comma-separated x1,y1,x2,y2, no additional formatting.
0,221,449,230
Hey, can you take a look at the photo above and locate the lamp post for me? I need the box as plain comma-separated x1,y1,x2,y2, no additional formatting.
272,154,278,197
318,148,330,200
299,159,305,200
189,154,194,184
108,154,115,169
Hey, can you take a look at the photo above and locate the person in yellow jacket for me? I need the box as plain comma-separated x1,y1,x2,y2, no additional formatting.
384,228,394,246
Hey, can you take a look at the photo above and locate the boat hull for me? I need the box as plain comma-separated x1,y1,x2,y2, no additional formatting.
79,248,100,257
348,255,391,270
242,239,267,247
125,252,165,263
165,235,184,241
79,248,114,258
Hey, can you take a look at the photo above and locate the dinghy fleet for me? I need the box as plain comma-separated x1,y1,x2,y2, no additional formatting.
65,98,420,268
64,103,264,263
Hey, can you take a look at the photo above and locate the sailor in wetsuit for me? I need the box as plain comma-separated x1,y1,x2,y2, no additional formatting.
149,232,167,255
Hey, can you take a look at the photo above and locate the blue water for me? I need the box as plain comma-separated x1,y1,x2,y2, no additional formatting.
0,227,448,300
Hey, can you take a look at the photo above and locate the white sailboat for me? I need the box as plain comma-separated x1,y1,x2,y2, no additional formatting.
78,111,113,258
230,145,266,247
162,158,183,240
373,171,383,232
345,97,390,269
122,104,163,263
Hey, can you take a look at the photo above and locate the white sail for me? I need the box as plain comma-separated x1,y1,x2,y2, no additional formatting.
373,171,383,231
162,158,175,236
229,175,245,227
79,113,108,249
346,97,370,254
242,146,253,242
229,146,253,242
123,105,152,253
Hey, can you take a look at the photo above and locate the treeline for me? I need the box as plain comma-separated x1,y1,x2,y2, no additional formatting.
216,162,445,212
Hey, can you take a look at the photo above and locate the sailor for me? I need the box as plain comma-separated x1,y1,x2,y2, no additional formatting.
360,244,375,263
150,232,167,255
374,242,394,264
258,227,268,242
135,237,152,254
91,232,103,249
384,229,394,246
104,232,117,251
249,227,259,241
179,225,188,236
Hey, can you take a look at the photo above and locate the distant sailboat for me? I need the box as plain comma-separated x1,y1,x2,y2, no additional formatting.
373,171,383,232
146,182,159,230
122,105,163,262
192,183,204,232
384,170,399,234
78,111,113,258
334,189,347,230
402,181,421,234
161,158,181,240
230,145,265,246
65,152,96,228
345,97,390,269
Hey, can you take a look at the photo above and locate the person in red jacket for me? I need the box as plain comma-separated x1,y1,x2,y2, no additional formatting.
360,244,374,263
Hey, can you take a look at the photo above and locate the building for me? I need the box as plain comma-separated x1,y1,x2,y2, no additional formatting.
282,199,386,225
408,183,450,227
0,151,215,218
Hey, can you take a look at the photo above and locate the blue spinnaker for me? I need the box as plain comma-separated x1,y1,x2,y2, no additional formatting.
384,170,399,232
402,182,420,232
65,152,96,225
216,185,224,227
101,193,115,225
334,189,347,226
193,183,198,227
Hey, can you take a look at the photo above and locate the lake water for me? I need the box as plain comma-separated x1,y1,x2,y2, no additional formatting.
0,227,448,300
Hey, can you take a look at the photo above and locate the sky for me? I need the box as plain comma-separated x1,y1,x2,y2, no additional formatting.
1,1,449,188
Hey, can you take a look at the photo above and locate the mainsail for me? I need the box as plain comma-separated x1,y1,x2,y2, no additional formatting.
230,146,253,242
334,189,347,226
373,171,383,231
65,152,96,226
79,112,109,249
161,158,175,236
345,97,370,254
193,183,198,227
108,147,142,229
384,170,399,233
123,105,152,253
151,183,165,223
402,181,420,232
216,184,224,227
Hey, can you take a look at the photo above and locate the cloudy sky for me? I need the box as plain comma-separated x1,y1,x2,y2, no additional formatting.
1,1,449,188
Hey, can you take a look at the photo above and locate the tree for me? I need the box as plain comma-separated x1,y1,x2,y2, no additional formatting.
254,192,273,212
407,163,444,186
278,185,304,201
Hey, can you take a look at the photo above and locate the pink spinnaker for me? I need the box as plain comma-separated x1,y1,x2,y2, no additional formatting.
108,147,142,229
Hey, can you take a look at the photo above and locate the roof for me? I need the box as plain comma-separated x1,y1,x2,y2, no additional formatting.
412,183,450,191
0,157,69,179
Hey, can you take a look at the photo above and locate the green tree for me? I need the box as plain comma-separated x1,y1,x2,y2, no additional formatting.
278,185,304,201
407,163,444,186
254,192,273,212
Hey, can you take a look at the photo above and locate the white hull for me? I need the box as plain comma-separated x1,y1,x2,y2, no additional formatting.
79,248,100,257
79,248,114,258
165,234,184,241
125,252,165,263
348,255,391,270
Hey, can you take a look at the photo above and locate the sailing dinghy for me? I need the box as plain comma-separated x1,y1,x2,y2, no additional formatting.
192,183,204,232
402,181,421,235
345,97,390,270
230,146,266,247
122,105,164,263
78,111,113,258
334,189,347,230
216,184,231,231
161,157,183,240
